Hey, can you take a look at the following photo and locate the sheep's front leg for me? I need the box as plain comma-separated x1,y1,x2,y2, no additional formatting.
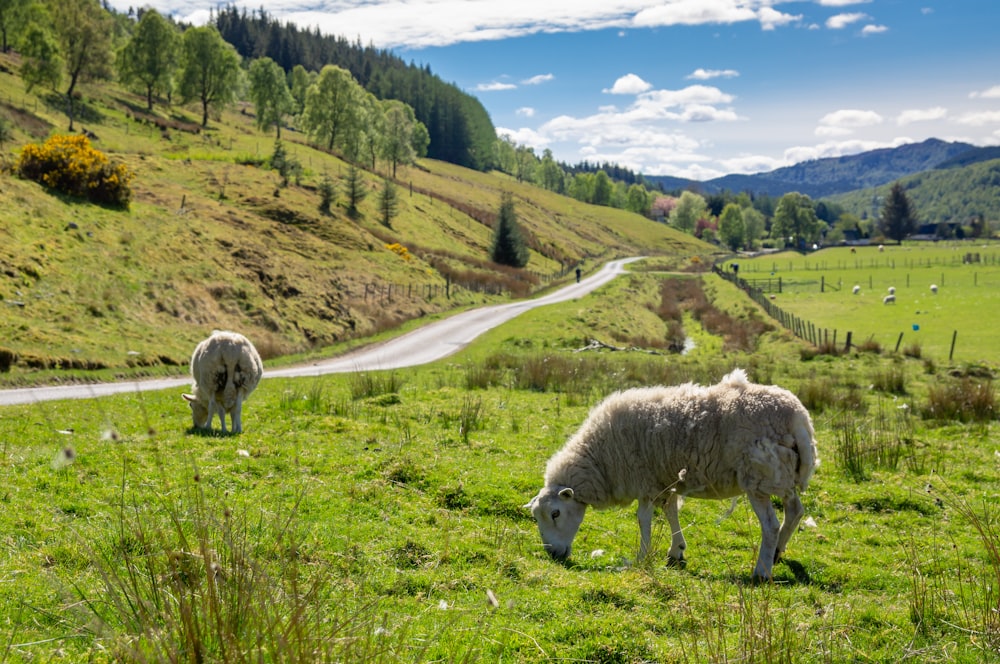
636,497,654,560
776,491,804,562
747,492,780,580
664,492,686,565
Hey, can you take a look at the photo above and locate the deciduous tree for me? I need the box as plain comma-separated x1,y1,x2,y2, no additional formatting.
301,64,363,155
117,9,179,111
177,25,242,127
718,203,745,251
248,56,294,138
669,191,708,234
380,99,418,177
47,0,113,131
770,192,823,249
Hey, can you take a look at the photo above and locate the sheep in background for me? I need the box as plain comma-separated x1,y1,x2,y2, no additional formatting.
888,286,896,295
183,330,263,434
930,284,938,294
883,294,896,305
852,285,861,295
525,369,818,581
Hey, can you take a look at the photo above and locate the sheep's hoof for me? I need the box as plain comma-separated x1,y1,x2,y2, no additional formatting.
666,555,687,569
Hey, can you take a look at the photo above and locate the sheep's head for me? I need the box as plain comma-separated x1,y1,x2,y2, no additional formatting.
524,486,587,560
182,393,210,428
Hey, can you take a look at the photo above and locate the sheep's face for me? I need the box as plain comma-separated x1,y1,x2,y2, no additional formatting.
524,486,586,560
183,393,210,428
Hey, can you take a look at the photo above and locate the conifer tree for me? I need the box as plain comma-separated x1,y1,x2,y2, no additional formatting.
344,163,366,218
879,182,918,244
377,176,398,228
490,192,529,268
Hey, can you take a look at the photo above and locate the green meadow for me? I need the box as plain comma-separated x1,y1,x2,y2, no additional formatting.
727,243,1000,365
2,266,998,662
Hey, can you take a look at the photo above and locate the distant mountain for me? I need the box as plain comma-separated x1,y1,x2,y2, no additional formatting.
646,139,1000,199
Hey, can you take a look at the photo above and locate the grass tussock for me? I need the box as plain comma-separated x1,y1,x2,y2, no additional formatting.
924,378,995,422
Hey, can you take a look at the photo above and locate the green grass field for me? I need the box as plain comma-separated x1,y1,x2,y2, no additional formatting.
726,243,1000,364
2,267,998,662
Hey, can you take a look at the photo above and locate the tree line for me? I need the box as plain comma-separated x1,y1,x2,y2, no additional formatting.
0,0,494,173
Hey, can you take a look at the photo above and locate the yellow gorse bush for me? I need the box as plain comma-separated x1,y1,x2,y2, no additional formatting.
385,243,412,261
16,134,134,208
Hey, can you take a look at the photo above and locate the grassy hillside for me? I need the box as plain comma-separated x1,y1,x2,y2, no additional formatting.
0,52,714,382
830,158,1000,227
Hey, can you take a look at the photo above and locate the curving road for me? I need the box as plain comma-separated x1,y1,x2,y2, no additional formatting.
0,257,641,407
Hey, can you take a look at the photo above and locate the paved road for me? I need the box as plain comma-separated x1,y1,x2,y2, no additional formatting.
0,257,641,407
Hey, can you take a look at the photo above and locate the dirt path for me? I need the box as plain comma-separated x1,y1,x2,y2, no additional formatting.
0,258,641,406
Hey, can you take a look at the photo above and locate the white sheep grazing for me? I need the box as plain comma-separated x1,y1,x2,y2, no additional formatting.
182,330,263,434
883,294,896,305
887,286,896,295
930,284,938,294
525,369,818,581
852,285,860,295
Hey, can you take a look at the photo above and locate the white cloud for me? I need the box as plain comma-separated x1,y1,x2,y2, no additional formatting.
496,126,551,148
604,73,652,95
818,0,871,6
686,68,739,80
127,0,805,51
897,107,947,126
826,13,868,29
861,24,888,35
719,154,786,175
970,85,1000,99
516,107,536,117
522,73,554,85
814,125,853,137
476,81,517,91
818,108,884,130
782,136,912,164
955,111,1000,126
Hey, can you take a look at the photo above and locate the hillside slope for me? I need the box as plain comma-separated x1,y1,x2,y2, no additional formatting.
0,53,713,378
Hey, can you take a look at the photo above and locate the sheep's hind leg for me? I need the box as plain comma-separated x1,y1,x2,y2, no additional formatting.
664,492,686,567
775,491,804,563
747,492,780,581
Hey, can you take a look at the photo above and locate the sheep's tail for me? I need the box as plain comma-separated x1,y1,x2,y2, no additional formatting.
792,409,819,490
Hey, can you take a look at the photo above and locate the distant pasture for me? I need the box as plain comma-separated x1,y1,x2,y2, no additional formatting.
728,242,1000,364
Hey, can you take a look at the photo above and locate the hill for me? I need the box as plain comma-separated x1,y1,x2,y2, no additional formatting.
829,157,1000,226
647,138,998,199
0,51,713,380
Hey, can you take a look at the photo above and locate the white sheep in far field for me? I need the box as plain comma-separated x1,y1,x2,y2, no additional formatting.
888,286,896,295
930,284,938,294
525,369,818,581
183,330,263,434
883,294,896,305
852,285,860,295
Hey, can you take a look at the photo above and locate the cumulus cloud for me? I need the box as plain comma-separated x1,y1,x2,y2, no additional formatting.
897,107,947,126
970,85,1000,99
516,107,536,117
955,110,1000,126
826,13,868,29
476,81,517,91
783,136,912,165
126,0,805,51
604,73,652,95
686,68,739,80
818,108,884,130
522,73,554,85
818,0,871,5
496,126,551,148
861,24,888,35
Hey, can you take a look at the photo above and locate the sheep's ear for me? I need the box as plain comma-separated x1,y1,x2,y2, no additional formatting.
558,487,575,500
522,497,536,510
182,393,196,402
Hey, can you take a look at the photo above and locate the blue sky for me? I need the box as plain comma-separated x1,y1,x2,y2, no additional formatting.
116,1,1000,181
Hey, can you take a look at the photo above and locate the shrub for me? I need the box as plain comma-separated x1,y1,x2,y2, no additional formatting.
16,134,133,208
